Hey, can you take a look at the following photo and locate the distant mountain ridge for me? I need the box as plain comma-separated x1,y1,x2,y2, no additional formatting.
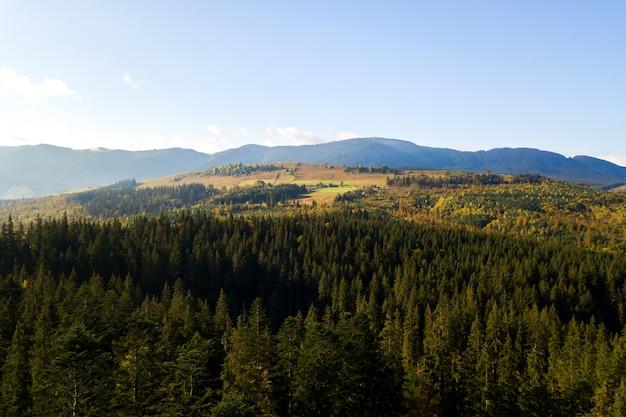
206,138,626,187
0,145,209,199
1,138,625,199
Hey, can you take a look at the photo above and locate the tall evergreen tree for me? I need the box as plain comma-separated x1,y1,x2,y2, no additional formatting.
335,313,404,417
33,323,112,417
274,313,305,417
161,332,218,416
293,308,342,417
221,298,275,416
0,320,32,416
112,310,162,417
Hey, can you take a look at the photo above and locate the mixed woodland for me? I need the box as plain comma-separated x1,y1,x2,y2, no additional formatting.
2,166,626,416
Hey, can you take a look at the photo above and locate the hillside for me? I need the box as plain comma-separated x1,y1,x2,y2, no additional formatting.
2,138,626,199
0,144,209,199
3,163,626,415
2,200,626,415
206,138,626,188
0,163,395,223
3,163,626,252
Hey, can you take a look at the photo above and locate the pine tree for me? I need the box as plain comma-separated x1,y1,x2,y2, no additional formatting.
494,333,521,416
213,288,232,345
221,298,275,416
274,313,305,417
111,310,162,417
0,321,32,416
34,323,112,417
159,279,196,358
518,342,551,417
611,379,626,417
162,332,218,416
0,272,22,369
422,304,464,416
335,313,404,417
293,308,342,417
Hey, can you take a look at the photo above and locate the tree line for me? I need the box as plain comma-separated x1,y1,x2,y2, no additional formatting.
204,163,283,177
386,172,543,188
213,184,307,208
73,183,217,219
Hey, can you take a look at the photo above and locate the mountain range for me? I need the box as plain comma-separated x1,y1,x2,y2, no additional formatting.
0,145,208,199
2,138,625,199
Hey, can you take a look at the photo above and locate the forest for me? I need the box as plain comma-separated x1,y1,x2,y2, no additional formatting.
2,168,626,416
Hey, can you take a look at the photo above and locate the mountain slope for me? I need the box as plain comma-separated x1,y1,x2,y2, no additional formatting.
0,145,209,199
205,138,460,167
2,138,625,199
206,138,626,187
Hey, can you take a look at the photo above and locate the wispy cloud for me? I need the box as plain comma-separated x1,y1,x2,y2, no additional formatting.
135,132,185,149
199,125,251,154
265,126,327,145
0,118,74,147
123,73,147,89
337,132,360,140
0,66,76,103
2,135,33,147
207,125,249,139
601,155,626,167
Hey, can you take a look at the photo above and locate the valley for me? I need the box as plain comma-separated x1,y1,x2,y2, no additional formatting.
3,162,626,251
2,161,626,416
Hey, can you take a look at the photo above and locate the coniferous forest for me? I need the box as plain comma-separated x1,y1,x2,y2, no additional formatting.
2,174,626,415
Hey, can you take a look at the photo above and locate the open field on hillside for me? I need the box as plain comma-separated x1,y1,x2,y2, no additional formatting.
140,163,412,204
0,163,447,223
5,163,626,252
141,163,393,186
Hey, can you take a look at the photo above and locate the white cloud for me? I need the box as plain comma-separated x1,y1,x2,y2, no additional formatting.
262,138,280,147
337,132,360,140
136,133,186,149
601,155,626,167
207,125,249,139
199,125,251,154
123,73,147,89
0,118,74,146
191,138,233,154
265,126,326,145
0,66,76,103
75,132,190,152
1,135,33,147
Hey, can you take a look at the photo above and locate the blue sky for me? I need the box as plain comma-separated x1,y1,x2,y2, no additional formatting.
1,1,625,165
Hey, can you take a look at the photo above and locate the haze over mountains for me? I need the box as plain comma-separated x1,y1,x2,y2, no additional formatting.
0,145,208,199
2,138,625,199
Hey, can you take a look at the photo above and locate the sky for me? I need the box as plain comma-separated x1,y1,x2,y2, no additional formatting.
1,1,625,165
